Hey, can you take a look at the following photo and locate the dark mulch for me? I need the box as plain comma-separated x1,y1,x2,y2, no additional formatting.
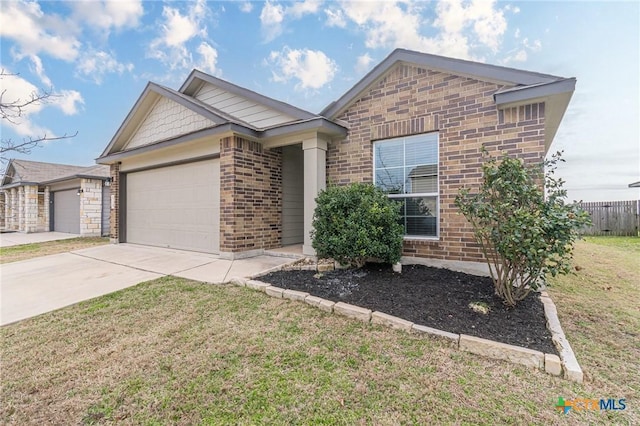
260,263,557,354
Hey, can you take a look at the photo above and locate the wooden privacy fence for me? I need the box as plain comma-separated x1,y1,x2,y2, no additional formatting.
577,200,640,236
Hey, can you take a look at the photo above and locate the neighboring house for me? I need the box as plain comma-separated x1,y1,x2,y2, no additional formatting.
97,48,575,263
0,159,111,236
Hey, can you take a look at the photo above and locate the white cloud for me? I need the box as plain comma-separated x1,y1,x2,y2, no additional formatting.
355,53,373,73
148,0,211,70
325,8,346,27
268,47,337,90
196,42,219,75
260,1,285,41
70,0,143,34
288,0,322,18
260,1,323,42
76,50,134,84
514,28,520,38
330,0,511,60
54,90,84,116
434,0,507,54
27,55,52,87
502,36,542,64
0,1,80,61
239,1,253,13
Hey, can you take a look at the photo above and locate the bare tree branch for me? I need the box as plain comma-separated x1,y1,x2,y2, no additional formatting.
0,70,77,162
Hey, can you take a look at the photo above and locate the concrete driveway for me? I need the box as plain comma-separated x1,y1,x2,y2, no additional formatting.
1,244,296,326
0,231,79,247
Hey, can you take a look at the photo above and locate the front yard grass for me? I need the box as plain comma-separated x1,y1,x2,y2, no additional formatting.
1,237,638,424
0,237,109,263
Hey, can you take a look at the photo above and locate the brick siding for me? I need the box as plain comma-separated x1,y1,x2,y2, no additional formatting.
329,64,546,262
220,135,282,252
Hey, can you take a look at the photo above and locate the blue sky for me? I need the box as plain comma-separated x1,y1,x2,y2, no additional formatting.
1,0,638,202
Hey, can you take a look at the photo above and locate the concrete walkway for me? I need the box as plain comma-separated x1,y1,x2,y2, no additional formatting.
1,244,296,326
0,231,80,247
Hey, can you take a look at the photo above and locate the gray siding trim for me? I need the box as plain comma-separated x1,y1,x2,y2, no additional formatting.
320,48,570,119
281,145,304,245
180,70,318,120
493,78,576,106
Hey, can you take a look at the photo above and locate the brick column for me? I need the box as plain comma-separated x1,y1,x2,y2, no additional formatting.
302,136,327,256
44,187,50,231
2,191,8,230
110,163,120,243
23,185,38,233
18,186,24,232
219,135,282,257
9,188,17,230
79,179,103,236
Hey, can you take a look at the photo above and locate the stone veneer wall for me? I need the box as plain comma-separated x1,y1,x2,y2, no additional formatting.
109,163,120,242
80,179,103,236
329,64,546,262
220,135,282,253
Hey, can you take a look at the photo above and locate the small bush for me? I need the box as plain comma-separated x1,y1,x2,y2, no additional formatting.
455,150,591,307
311,183,404,267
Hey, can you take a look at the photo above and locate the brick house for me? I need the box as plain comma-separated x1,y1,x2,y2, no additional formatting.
1,159,111,235
97,49,575,263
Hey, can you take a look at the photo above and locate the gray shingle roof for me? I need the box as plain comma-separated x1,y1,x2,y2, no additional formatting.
1,159,110,188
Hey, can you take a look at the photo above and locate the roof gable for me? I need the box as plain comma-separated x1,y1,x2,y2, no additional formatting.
124,95,217,151
100,83,232,157
321,48,571,119
180,70,318,122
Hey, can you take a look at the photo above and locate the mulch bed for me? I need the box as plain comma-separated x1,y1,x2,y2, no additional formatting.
260,263,557,355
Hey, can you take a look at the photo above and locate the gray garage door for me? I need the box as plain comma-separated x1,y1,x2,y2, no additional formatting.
53,189,80,234
125,159,220,253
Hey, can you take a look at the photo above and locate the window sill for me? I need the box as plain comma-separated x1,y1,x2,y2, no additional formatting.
403,236,440,242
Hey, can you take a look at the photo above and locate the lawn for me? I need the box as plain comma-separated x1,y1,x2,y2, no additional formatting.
1,237,638,425
0,237,109,263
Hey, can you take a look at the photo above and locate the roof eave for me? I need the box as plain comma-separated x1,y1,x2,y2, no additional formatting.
96,124,258,164
321,48,566,119
494,79,576,154
41,174,109,185
0,181,40,190
262,117,348,140
493,78,576,106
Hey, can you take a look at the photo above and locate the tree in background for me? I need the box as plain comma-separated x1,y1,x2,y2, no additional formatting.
455,150,591,307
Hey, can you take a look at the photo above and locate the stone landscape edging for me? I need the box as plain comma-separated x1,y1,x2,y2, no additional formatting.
232,263,583,383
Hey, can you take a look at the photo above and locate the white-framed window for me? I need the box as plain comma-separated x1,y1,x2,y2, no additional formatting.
373,132,439,238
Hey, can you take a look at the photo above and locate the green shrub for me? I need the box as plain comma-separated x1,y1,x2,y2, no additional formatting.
455,150,591,307
311,183,404,267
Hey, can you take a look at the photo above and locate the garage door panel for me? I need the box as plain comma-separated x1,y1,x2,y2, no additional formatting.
126,160,219,253
53,189,80,234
